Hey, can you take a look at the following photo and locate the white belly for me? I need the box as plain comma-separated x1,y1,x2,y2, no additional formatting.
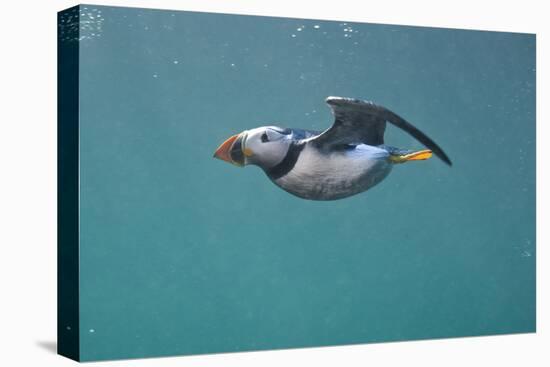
273,144,392,200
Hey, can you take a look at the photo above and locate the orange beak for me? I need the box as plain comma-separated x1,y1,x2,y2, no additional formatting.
213,133,246,166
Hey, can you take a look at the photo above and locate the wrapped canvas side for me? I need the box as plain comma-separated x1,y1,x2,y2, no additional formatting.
57,5,80,362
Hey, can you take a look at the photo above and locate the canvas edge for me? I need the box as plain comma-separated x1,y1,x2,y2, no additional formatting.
57,4,81,362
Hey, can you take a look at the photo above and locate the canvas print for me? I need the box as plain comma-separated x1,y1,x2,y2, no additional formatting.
58,4,536,362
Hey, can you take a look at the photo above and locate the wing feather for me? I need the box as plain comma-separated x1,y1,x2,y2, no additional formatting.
311,97,452,166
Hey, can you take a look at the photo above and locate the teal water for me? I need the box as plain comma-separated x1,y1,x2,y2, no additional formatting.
74,5,535,361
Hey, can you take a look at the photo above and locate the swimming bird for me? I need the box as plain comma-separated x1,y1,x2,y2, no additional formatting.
214,96,451,200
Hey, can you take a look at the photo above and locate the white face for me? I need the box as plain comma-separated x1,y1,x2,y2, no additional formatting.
242,126,292,169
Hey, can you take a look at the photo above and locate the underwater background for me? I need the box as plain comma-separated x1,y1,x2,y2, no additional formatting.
66,4,535,361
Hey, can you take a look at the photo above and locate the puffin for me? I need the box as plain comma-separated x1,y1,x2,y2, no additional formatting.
213,96,451,201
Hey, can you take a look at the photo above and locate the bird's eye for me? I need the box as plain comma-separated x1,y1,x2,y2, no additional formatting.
261,132,269,143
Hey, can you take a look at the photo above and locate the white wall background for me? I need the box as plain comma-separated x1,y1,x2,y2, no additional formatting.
0,0,547,365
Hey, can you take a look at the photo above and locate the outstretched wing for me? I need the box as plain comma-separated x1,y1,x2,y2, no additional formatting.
311,97,452,166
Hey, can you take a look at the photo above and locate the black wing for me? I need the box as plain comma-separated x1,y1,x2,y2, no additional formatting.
311,97,452,166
